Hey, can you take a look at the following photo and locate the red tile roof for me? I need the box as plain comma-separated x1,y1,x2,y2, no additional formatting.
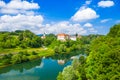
57,33,69,36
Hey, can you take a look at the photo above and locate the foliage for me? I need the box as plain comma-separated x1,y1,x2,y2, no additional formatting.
57,24,120,80
86,24,120,80
57,56,86,80
0,29,100,68
43,34,56,46
1,51,39,65
0,30,42,49
107,24,120,37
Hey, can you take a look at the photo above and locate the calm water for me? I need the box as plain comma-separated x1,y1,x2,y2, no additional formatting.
0,58,71,80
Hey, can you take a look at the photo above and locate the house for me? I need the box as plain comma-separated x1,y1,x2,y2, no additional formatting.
57,33,81,41
70,36,76,41
57,33,69,41
69,34,82,41
58,60,65,65
41,33,46,39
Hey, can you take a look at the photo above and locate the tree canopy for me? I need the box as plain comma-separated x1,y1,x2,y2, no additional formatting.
57,24,120,80
0,30,42,49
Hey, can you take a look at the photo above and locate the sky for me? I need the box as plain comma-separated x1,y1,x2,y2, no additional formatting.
0,0,120,35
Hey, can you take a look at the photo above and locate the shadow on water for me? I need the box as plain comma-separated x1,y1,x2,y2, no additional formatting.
0,49,85,74
0,59,42,74
0,57,71,80
0,50,86,80
51,50,85,60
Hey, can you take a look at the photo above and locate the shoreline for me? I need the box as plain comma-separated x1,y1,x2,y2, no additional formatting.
0,53,54,68
0,48,55,68
0,48,83,68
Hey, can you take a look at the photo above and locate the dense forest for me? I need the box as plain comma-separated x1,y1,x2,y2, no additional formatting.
0,29,100,67
0,30,43,49
57,24,120,80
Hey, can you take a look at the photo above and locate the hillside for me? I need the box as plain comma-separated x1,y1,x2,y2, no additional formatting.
0,29,102,68
0,30,42,49
57,24,120,80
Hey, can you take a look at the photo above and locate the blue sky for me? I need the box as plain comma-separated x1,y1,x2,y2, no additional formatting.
0,0,120,35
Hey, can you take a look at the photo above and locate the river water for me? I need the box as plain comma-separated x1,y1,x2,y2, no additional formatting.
0,58,71,80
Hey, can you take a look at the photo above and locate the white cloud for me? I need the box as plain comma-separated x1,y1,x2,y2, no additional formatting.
0,14,43,32
0,0,96,35
100,19,111,23
88,27,97,33
83,23,93,28
6,0,39,10
0,0,44,34
0,0,39,14
85,0,92,5
98,1,114,8
0,1,5,7
71,8,99,22
83,22,97,33
0,14,87,35
38,21,87,35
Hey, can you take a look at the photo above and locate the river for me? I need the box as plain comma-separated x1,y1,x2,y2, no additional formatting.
0,57,72,80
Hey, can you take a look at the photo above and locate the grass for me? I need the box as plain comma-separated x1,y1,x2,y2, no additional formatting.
0,47,54,57
0,47,55,68
0,48,45,53
38,49,54,56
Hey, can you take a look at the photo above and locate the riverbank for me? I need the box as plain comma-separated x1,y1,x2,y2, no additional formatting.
0,47,55,68
0,57,72,80
0,46,84,68
0,47,52,54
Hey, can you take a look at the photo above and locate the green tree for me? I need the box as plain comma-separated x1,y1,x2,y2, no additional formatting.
86,24,120,80
11,54,22,64
57,72,63,80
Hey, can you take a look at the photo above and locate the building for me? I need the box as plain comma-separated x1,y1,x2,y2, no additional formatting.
57,33,81,41
69,34,82,41
41,33,46,39
58,60,65,65
69,36,76,41
57,33,69,41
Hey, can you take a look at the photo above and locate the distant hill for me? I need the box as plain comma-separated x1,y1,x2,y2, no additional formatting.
0,30,42,49
37,34,43,37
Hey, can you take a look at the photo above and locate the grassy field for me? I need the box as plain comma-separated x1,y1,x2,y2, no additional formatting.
0,47,55,68
0,47,54,57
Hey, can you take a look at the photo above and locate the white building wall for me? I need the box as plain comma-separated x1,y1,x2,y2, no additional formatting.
70,36,76,41
57,36,65,40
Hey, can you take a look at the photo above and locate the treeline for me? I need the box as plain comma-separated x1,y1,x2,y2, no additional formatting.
0,29,100,50
0,59,42,74
57,24,120,80
0,51,40,66
0,30,42,49
53,34,101,55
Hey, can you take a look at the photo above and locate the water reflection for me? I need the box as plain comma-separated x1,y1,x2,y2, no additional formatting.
0,52,85,80
51,50,85,65
51,50,84,60
0,58,71,80
0,59,42,74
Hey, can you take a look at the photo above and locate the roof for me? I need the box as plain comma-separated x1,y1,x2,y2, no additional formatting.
57,33,69,36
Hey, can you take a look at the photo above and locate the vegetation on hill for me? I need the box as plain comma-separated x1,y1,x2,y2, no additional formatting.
57,24,120,80
0,29,100,67
0,30,42,49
